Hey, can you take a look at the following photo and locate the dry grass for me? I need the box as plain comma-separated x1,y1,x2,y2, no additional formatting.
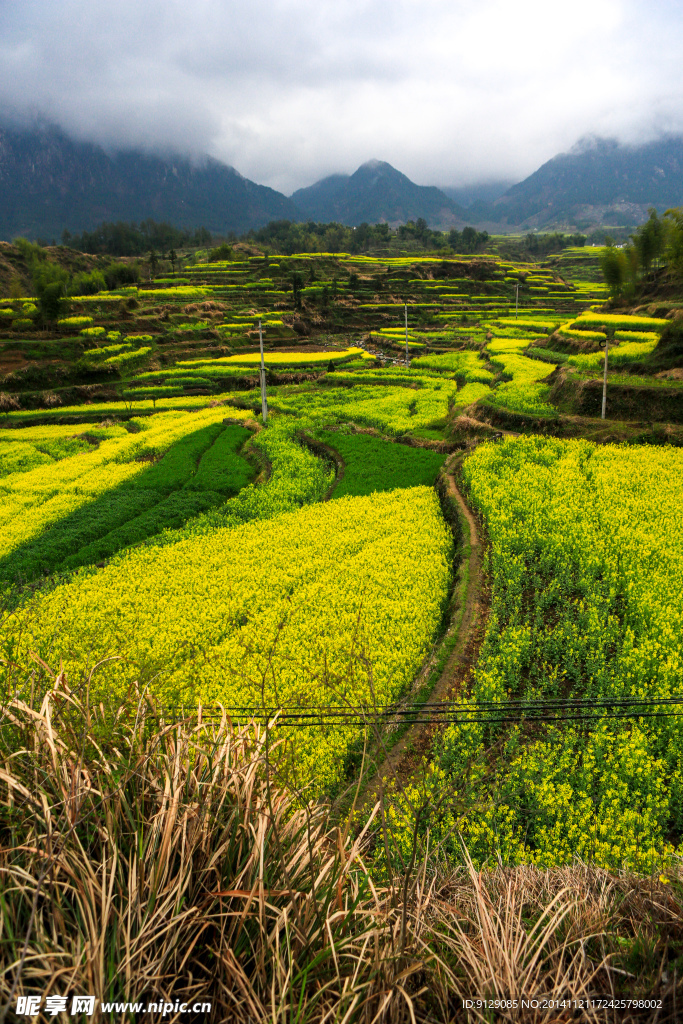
0,673,681,1023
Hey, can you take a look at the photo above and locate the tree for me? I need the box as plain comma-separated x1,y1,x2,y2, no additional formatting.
449,226,488,253
290,272,303,310
148,249,159,281
208,243,233,262
600,241,637,299
38,281,67,324
33,263,69,325
663,208,683,278
20,250,69,326
65,220,212,256
632,209,665,276
168,248,177,274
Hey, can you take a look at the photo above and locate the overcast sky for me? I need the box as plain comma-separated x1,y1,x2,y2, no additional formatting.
1,0,682,194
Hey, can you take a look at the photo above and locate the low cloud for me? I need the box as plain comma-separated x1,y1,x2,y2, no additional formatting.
1,0,681,193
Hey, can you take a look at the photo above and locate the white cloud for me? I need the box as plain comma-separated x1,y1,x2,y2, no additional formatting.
0,0,682,191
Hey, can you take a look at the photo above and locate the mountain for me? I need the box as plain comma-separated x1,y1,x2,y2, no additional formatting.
0,122,297,240
475,136,683,230
440,181,515,208
291,160,465,228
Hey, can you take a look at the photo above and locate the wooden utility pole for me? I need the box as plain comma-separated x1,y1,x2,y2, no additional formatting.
601,336,609,420
259,318,268,424
405,303,409,367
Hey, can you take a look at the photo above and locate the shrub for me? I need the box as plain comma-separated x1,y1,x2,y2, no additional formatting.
104,262,140,290
122,386,183,400
613,330,659,343
82,342,133,361
209,243,233,261
557,322,606,342
79,326,106,338
493,318,559,332
70,270,107,296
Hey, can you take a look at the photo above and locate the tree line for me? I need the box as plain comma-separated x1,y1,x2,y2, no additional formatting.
62,220,212,256
50,215,591,261
601,208,683,298
247,217,491,254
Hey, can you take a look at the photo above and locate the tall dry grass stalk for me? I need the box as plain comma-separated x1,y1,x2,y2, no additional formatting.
0,672,681,1022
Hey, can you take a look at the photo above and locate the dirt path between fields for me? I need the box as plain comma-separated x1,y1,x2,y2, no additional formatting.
296,431,346,499
353,455,487,810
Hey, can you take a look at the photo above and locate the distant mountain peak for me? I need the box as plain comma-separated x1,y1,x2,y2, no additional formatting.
487,133,683,230
569,134,619,156
0,121,297,239
292,160,464,228
354,160,408,182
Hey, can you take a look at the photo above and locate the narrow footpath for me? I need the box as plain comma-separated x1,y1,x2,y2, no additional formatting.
354,454,487,808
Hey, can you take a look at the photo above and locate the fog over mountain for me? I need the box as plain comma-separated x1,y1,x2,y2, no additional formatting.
469,135,683,230
3,122,683,241
0,123,297,240
2,0,683,194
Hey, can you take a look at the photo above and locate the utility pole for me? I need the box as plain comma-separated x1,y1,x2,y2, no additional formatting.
259,318,268,424
515,281,519,319
404,303,409,367
601,335,609,420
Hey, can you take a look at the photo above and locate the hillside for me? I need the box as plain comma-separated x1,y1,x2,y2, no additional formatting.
0,123,297,241
3,241,683,1013
473,135,683,231
291,159,465,228
440,180,514,208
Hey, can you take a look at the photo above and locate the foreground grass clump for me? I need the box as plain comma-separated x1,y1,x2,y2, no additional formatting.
1,680,681,1021
5,485,452,795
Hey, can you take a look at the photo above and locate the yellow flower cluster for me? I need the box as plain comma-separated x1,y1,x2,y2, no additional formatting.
270,383,457,435
431,437,683,871
8,486,453,795
183,347,365,367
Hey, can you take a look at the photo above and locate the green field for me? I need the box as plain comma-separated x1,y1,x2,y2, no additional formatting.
315,429,446,497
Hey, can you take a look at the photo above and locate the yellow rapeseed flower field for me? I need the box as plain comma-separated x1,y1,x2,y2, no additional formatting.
0,408,252,565
7,486,453,794
433,437,683,871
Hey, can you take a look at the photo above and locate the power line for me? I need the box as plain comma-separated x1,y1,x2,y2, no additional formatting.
147,694,683,727
161,695,683,712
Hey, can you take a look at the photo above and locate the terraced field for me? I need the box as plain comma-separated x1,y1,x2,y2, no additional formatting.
2,240,683,869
